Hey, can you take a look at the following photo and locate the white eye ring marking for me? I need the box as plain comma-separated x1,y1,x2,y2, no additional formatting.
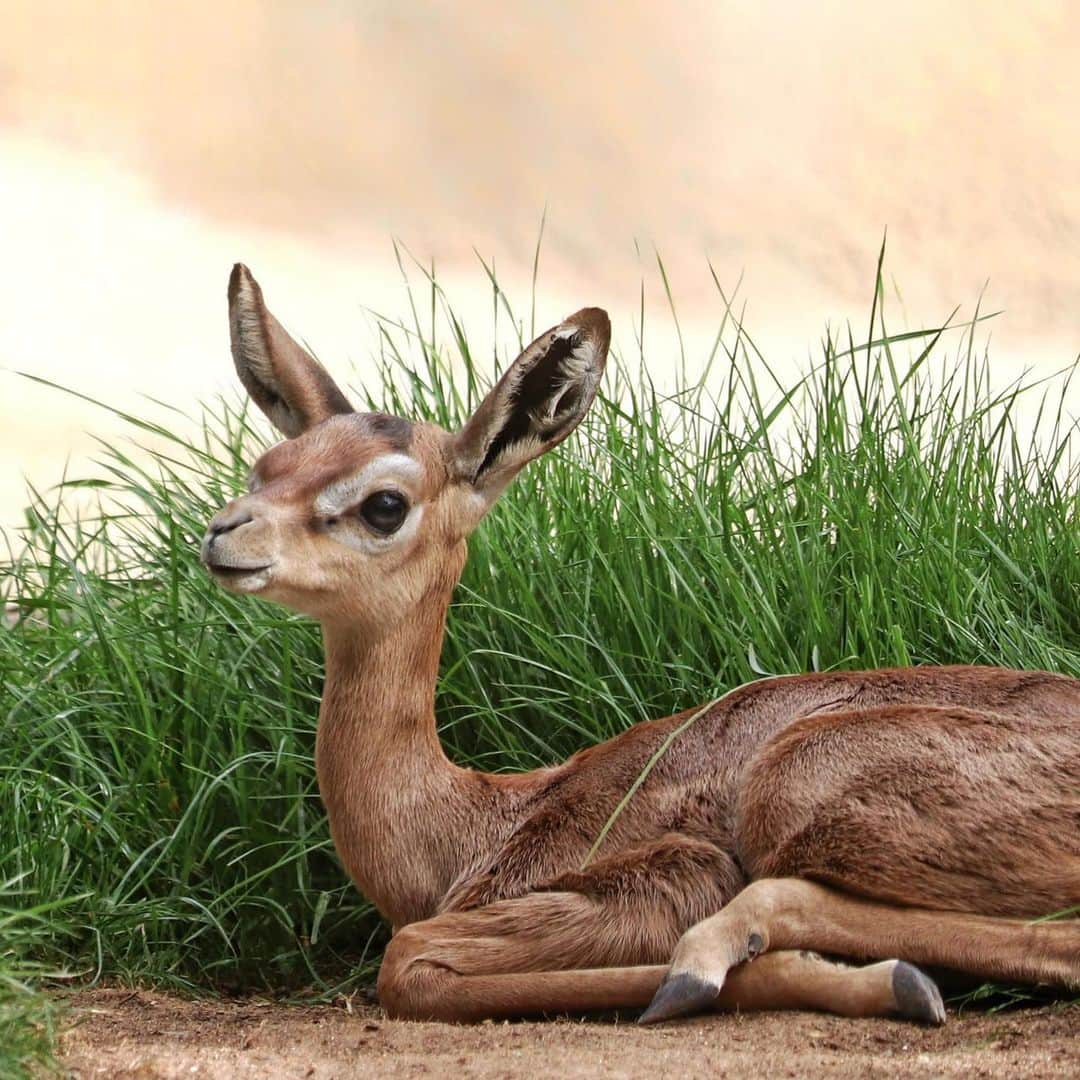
314,454,421,518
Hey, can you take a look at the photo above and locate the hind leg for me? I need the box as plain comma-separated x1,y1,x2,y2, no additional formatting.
736,704,1080,916
643,705,1080,1022
642,877,1080,1022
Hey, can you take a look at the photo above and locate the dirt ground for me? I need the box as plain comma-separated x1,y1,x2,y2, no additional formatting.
57,989,1078,1079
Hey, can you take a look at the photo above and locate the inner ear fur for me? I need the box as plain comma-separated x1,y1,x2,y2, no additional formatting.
454,307,610,497
228,263,353,437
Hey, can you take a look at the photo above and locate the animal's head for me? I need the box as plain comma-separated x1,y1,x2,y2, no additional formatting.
201,264,609,626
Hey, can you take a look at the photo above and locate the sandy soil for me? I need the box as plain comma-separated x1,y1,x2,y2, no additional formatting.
57,989,1079,1079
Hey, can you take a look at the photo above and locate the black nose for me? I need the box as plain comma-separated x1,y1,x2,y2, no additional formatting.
208,507,254,538
203,507,253,557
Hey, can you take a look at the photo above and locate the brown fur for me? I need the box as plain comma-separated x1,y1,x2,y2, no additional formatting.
204,266,1080,1025
736,702,1080,916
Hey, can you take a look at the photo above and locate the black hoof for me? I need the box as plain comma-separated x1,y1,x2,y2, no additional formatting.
892,961,947,1025
638,972,721,1026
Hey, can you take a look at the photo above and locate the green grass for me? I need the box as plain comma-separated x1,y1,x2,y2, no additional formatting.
0,981,58,1080
0,895,72,1077
2,257,1079,1055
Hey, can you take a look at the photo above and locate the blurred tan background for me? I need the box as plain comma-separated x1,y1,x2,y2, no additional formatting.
3,1,1079,528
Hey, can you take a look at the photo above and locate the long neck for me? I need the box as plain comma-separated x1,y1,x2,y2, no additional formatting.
316,581,506,928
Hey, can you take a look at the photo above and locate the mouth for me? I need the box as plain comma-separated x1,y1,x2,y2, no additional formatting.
204,561,273,590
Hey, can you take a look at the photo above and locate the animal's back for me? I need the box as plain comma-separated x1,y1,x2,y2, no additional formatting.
490,666,1080,896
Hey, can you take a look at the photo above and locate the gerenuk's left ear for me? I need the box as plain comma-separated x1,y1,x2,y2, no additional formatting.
451,308,610,504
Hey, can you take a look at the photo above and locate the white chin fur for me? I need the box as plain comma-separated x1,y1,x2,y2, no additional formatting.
212,567,272,594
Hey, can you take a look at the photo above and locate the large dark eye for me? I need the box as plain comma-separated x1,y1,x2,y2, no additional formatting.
358,490,409,535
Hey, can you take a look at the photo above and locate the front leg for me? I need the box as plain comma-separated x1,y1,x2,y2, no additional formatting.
377,838,942,1023
378,889,668,1020
380,833,738,1020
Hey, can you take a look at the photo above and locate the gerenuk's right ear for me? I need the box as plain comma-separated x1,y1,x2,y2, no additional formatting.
228,263,354,438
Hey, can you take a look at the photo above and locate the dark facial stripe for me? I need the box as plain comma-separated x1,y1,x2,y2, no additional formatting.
363,412,413,452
